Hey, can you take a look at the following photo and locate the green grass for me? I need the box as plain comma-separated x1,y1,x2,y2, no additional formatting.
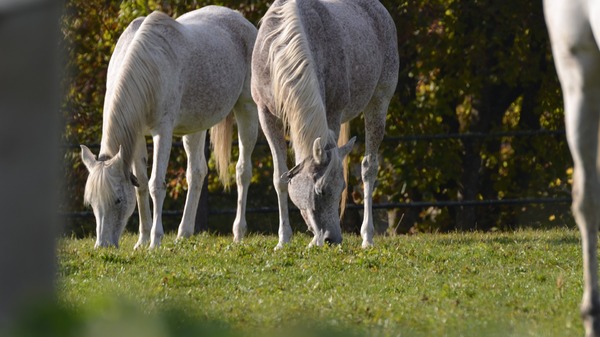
55,229,585,337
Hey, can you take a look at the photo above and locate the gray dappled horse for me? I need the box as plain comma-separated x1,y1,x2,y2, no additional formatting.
544,1,600,336
251,0,399,248
80,7,258,249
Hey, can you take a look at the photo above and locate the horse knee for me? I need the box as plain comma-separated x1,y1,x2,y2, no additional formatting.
149,178,166,196
571,178,600,225
273,175,288,194
134,174,149,191
361,155,379,181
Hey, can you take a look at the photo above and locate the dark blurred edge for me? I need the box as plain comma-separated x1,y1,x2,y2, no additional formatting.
0,0,62,331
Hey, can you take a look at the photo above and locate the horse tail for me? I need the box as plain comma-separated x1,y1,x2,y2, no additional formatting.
339,122,351,220
267,0,329,160
210,111,235,190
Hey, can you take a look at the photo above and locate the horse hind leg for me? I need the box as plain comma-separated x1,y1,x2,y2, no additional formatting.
574,83,600,336
548,13,600,333
569,98,600,337
232,94,258,242
360,91,390,248
177,130,208,240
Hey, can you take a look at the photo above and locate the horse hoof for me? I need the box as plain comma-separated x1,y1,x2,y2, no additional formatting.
361,241,374,249
176,233,192,243
233,225,247,242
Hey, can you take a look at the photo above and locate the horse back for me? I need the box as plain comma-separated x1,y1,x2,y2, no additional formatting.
302,0,398,121
105,8,256,136
177,6,256,62
174,7,257,133
253,0,398,123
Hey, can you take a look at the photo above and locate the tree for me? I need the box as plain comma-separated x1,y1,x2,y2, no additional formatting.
62,0,570,235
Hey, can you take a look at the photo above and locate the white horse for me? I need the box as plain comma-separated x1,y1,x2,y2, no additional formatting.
544,1,600,336
80,7,258,249
251,0,398,248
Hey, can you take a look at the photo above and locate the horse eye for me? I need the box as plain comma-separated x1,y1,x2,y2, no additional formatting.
115,198,122,205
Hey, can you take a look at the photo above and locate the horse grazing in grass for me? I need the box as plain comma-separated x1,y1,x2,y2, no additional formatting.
544,1,600,336
80,7,258,249
251,0,398,249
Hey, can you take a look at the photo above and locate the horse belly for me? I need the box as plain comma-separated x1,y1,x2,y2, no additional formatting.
174,84,239,135
337,60,382,122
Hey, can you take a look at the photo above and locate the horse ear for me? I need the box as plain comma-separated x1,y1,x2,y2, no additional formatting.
338,136,356,159
106,145,124,167
114,145,123,161
312,137,326,164
130,172,140,187
80,145,97,171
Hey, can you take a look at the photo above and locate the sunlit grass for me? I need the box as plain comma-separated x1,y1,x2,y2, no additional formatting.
55,229,584,337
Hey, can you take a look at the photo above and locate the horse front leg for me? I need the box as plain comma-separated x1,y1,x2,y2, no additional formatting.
149,130,173,249
177,130,207,239
258,106,292,249
232,98,258,242
133,136,151,249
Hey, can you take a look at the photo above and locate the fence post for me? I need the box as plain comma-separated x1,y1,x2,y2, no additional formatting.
0,0,61,328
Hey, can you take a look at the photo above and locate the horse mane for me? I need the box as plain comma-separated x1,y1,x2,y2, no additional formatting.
83,162,119,210
266,0,330,161
101,11,178,169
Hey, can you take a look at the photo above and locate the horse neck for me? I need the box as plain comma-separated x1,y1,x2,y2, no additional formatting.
98,102,142,169
269,0,330,162
98,33,160,168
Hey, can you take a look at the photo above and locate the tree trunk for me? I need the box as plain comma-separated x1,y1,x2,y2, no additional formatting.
456,85,520,230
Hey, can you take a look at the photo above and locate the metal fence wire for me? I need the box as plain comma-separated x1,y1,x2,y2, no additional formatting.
63,129,572,219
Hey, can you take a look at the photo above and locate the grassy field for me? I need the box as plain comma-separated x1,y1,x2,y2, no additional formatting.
54,229,585,337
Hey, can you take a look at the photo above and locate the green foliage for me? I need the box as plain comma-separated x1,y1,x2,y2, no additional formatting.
55,230,584,337
354,0,570,232
62,0,570,234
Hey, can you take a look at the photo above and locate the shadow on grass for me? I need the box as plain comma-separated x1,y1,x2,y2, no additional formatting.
4,299,368,337
4,297,565,337
432,230,580,247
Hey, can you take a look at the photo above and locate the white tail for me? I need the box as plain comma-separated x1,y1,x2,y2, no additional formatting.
339,122,350,220
210,111,235,189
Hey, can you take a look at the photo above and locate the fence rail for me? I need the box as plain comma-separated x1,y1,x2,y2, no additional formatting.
62,128,571,219
61,129,567,150
61,197,572,219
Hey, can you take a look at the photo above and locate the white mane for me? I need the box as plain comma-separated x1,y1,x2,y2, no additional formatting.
100,11,177,168
265,0,330,161
83,162,119,210
90,12,180,208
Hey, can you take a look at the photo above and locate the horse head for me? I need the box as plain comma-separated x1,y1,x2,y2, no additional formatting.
282,136,355,246
80,145,139,248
